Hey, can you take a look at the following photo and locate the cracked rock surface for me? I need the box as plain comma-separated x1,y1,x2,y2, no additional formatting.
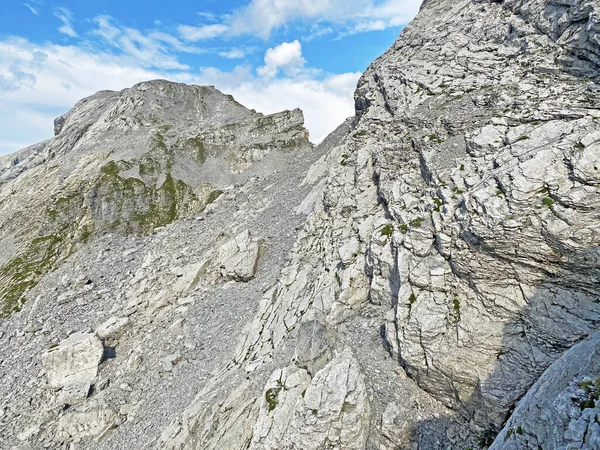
1,0,600,449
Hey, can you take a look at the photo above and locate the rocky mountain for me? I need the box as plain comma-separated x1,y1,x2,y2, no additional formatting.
1,0,599,449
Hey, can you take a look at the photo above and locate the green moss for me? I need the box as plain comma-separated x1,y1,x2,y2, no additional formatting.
265,387,281,412
542,197,554,209
81,227,92,243
399,224,409,234
574,142,585,150
516,426,523,435
433,197,443,212
186,137,206,163
0,233,64,317
101,161,121,178
410,217,425,228
450,296,461,325
206,190,223,205
453,297,460,312
380,224,394,238
515,135,529,142
428,134,444,144
578,379,600,410
57,193,80,205
340,154,349,166
409,293,417,305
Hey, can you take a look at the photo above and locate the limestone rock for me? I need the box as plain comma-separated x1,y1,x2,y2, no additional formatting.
490,333,600,450
56,403,120,443
95,316,129,340
42,332,104,396
1,0,600,448
216,229,264,282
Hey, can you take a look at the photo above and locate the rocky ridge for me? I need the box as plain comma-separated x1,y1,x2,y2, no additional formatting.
1,0,600,449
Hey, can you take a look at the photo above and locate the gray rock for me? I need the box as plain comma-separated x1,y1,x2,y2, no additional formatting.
490,333,600,450
42,332,104,397
1,0,599,448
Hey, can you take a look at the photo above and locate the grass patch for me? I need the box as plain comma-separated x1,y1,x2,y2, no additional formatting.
265,384,282,412
578,379,600,410
410,217,425,228
0,233,64,317
380,224,394,238
428,134,444,144
206,190,223,205
409,293,417,305
542,197,554,209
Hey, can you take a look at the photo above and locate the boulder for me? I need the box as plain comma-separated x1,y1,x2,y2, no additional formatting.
42,332,104,398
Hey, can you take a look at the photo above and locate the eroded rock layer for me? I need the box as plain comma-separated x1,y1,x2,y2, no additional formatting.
1,0,599,449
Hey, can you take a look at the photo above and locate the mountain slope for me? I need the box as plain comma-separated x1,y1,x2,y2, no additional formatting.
0,80,309,317
1,0,599,449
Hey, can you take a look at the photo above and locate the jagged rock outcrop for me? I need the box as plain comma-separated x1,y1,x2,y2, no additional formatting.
0,80,309,317
490,332,600,449
1,0,599,449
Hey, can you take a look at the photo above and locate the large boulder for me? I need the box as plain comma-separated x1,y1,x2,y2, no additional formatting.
42,332,104,398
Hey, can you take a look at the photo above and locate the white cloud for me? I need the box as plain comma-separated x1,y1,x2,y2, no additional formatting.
0,37,163,154
23,3,39,15
55,7,77,38
196,42,360,143
196,68,360,143
0,35,361,155
218,48,250,59
178,24,229,41
92,16,202,70
257,40,306,78
197,12,219,22
226,0,422,39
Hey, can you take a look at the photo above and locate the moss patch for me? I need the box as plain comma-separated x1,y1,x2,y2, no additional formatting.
410,217,425,228
578,379,600,410
265,387,281,412
206,189,223,205
542,197,554,209
380,224,394,238
0,233,64,317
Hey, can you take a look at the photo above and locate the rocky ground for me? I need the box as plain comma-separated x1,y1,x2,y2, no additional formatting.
1,0,600,449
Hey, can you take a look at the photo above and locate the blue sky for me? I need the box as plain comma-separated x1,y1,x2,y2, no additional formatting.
0,0,421,155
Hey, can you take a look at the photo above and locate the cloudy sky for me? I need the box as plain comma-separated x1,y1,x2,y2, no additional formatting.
0,0,421,155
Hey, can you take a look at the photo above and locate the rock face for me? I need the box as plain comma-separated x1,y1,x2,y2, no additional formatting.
1,0,599,449
490,332,600,450
0,80,309,317
42,332,104,395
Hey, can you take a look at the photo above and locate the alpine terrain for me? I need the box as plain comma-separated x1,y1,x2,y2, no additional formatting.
1,0,599,449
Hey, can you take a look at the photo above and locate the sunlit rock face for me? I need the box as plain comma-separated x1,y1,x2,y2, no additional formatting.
1,1,599,449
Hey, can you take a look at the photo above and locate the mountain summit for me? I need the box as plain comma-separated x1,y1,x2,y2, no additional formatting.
1,0,600,449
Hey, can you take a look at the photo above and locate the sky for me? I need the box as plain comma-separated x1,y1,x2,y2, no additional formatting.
0,0,421,155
